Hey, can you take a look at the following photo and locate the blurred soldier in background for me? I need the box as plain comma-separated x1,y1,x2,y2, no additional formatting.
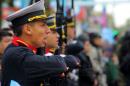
45,16,80,86
45,16,59,55
66,17,75,44
2,28,14,36
0,30,13,58
0,30,13,81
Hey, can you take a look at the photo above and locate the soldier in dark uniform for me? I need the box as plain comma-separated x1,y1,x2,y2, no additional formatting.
45,16,59,55
44,16,80,86
2,1,70,86
0,30,13,81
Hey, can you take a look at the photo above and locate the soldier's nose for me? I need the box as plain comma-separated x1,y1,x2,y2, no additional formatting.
46,28,51,35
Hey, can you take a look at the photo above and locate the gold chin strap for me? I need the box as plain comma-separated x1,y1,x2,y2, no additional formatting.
49,25,56,30
67,22,74,27
49,48,56,53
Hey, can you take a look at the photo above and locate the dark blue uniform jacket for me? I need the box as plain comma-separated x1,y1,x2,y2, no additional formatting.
2,37,67,86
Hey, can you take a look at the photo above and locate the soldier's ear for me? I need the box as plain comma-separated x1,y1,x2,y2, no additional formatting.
23,24,32,35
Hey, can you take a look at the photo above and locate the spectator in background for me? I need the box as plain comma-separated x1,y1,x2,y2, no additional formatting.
102,41,119,86
88,32,107,86
2,28,14,36
0,30,13,58
77,34,97,86
0,30,13,80
118,30,130,86
105,53,119,86
118,30,130,64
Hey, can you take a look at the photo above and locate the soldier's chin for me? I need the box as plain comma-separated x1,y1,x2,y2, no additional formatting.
41,42,46,47
36,42,44,48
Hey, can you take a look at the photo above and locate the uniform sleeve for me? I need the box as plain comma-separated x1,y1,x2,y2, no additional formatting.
20,48,68,80
63,55,80,69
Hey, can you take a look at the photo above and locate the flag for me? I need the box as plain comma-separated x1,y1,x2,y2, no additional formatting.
100,5,107,28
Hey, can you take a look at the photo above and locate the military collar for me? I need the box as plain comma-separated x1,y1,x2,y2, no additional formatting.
12,36,37,54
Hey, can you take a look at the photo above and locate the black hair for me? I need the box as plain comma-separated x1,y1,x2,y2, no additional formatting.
89,32,101,47
12,25,23,36
76,34,89,44
0,30,13,41
2,28,12,32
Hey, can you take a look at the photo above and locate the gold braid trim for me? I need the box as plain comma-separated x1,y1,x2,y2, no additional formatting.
28,15,47,22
